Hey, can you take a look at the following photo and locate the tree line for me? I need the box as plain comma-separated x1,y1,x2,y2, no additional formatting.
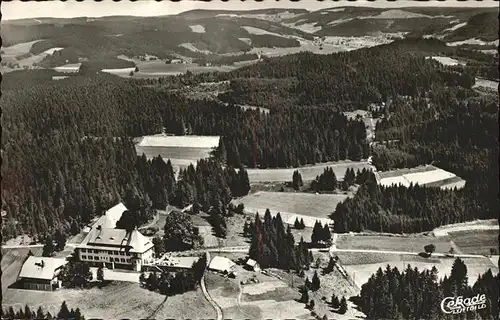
2,301,84,320
331,179,475,234
247,210,312,271
372,87,498,226
357,258,498,319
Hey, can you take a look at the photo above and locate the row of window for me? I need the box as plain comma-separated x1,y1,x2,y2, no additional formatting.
81,248,132,256
81,255,130,263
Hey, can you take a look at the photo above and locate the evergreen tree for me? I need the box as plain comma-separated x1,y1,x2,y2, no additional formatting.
54,229,66,251
42,236,55,257
300,218,306,229
331,294,340,308
57,302,70,320
339,296,348,314
36,306,45,319
294,217,301,229
292,170,303,190
311,271,321,291
300,287,310,303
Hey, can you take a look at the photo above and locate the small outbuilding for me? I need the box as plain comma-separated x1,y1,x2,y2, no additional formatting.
208,256,236,275
17,257,68,291
245,258,260,272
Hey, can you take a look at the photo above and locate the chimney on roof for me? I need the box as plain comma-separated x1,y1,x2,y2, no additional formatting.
41,260,45,268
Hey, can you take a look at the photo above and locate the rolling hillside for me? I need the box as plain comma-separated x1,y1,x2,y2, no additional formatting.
2,6,497,73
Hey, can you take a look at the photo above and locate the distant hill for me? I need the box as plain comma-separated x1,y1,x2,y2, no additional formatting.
1,6,497,72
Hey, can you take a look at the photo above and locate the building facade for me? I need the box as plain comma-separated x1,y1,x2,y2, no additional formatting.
76,228,154,271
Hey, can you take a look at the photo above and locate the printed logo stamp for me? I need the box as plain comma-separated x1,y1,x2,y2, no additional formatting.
441,294,487,314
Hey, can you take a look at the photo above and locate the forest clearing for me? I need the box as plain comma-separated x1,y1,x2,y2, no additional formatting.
336,233,455,253
342,254,498,288
448,229,499,256
233,191,347,227
246,161,374,183
376,165,466,190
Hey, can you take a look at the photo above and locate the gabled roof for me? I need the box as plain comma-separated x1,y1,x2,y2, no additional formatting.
19,257,68,280
79,228,153,253
209,256,236,272
91,202,128,229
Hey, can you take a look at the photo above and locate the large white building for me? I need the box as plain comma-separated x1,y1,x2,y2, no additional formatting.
76,227,154,271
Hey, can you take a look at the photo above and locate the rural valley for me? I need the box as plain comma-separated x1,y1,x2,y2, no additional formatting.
1,2,499,320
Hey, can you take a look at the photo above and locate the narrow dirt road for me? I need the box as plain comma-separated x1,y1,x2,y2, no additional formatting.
201,252,223,320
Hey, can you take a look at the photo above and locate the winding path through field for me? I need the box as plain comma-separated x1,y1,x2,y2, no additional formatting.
201,252,223,320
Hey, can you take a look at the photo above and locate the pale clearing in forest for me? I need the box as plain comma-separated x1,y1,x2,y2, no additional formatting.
448,38,500,46
427,56,465,66
246,161,374,183
189,24,206,33
344,256,497,288
179,43,212,54
242,282,288,295
241,26,286,38
138,135,220,149
234,191,347,227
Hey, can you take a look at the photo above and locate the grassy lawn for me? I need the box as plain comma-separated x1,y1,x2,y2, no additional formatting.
234,191,345,228
336,234,453,253
2,248,43,295
246,161,373,183
340,253,498,288
448,229,498,256
2,281,215,319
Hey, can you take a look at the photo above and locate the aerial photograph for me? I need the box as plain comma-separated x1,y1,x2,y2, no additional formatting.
0,0,498,319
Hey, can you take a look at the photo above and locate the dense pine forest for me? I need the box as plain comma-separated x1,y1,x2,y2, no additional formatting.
357,259,498,320
2,36,498,240
248,210,312,271
332,180,472,233
371,87,498,231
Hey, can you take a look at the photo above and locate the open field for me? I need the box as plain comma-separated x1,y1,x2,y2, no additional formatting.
114,56,256,78
1,248,43,295
2,41,66,71
246,160,374,183
342,254,498,288
205,267,310,320
234,191,347,227
2,281,214,320
135,135,219,173
2,40,44,58
376,165,466,190
473,78,499,90
432,219,498,237
448,229,498,256
53,63,81,73
427,56,465,66
336,233,453,253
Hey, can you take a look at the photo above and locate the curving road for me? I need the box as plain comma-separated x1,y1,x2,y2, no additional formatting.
200,252,223,320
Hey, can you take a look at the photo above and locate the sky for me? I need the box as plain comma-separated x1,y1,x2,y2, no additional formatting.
2,0,498,20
